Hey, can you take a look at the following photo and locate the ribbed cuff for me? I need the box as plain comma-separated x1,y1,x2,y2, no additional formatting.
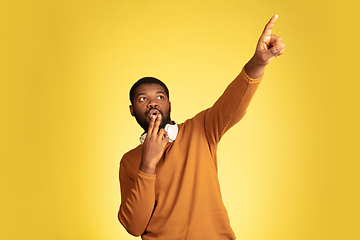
138,169,157,180
242,66,263,83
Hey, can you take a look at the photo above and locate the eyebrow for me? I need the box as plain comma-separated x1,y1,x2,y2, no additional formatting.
136,91,166,98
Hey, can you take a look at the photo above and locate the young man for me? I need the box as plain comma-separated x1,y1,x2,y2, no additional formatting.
118,15,285,240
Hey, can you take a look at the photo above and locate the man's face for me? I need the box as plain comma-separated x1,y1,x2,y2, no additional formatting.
130,83,171,132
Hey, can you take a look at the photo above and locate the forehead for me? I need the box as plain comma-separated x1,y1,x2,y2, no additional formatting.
135,83,166,95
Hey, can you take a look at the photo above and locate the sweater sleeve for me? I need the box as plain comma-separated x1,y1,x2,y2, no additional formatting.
204,66,263,145
118,156,156,237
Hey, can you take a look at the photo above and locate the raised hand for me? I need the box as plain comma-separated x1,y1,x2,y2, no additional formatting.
245,14,286,79
139,114,169,175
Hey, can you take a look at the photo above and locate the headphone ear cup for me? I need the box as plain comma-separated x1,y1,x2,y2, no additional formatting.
165,124,178,142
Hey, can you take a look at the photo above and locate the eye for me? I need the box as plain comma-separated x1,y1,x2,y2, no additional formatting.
157,95,164,100
139,97,146,102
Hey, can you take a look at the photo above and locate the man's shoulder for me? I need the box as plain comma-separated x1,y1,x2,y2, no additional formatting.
119,145,142,180
179,109,208,131
121,145,142,164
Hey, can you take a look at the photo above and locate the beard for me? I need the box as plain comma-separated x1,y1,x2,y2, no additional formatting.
133,106,171,133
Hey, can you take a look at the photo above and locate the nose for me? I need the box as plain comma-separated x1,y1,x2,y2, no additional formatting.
147,99,158,109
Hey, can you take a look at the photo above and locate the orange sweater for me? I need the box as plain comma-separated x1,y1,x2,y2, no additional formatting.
118,67,262,239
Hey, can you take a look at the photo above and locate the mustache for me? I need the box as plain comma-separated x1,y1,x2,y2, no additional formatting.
145,108,163,117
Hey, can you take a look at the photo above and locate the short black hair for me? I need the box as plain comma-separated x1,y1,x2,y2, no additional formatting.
129,77,169,104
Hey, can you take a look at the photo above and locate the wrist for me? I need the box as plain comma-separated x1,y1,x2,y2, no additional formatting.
245,58,265,79
139,161,157,175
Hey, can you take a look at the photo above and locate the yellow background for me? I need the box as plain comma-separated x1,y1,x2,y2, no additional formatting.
1,0,359,239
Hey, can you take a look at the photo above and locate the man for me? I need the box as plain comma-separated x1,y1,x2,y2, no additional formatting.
118,15,285,240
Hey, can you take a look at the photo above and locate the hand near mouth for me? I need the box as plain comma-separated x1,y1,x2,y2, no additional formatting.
148,108,161,119
139,114,169,175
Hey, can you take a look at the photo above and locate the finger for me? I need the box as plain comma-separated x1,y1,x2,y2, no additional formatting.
158,129,168,142
152,114,162,135
274,45,285,57
147,114,157,135
163,131,168,140
269,35,282,45
261,14,278,38
261,44,285,62
270,36,286,57
271,36,285,48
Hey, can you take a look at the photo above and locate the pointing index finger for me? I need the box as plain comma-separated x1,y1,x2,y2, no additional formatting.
261,14,278,37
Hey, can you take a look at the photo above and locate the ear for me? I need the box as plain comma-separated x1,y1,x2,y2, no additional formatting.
129,105,135,116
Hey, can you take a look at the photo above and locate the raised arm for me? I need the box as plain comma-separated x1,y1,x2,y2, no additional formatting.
203,15,286,145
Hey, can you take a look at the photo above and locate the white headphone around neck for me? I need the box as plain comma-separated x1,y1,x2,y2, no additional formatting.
140,123,178,145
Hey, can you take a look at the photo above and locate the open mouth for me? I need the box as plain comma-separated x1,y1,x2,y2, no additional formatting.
148,109,160,118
